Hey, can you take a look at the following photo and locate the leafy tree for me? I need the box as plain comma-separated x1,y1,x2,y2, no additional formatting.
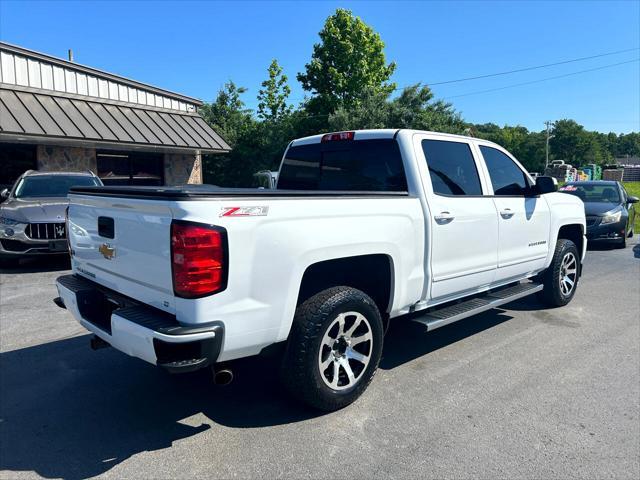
297,8,396,115
328,84,465,133
199,81,252,147
257,59,292,122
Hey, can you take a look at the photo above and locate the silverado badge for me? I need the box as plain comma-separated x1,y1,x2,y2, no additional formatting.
99,243,116,260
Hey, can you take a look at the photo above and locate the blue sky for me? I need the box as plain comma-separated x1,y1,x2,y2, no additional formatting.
1,0,638,133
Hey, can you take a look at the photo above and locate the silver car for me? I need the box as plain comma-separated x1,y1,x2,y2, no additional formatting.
0,170,102,266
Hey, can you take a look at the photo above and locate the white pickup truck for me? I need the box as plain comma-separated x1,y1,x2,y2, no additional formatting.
55,129,586,411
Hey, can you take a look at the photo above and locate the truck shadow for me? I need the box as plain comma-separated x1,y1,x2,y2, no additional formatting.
0,255,70,274
0,306,517,479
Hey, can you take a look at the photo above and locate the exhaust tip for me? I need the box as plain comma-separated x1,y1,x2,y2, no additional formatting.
213,368,233,386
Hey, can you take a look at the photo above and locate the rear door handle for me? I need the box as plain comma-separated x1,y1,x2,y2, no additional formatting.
434,212,455,224
500,208,515,219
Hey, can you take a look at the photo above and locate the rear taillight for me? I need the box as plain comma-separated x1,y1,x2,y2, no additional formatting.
321,131,355,142
171,221,228,298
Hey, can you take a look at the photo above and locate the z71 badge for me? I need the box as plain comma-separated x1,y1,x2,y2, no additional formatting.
220,206,269,217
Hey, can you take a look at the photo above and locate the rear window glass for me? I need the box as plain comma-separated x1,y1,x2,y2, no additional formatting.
277,139,407,191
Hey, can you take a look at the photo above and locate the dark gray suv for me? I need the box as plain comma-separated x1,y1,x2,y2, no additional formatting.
0,170,102,265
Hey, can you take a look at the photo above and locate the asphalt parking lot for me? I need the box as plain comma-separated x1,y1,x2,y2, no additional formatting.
1,239,639,480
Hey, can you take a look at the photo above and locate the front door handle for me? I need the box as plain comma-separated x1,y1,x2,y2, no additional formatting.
500,208,515,219
434,211,455,224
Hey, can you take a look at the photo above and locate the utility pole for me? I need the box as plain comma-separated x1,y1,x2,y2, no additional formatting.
545,121,555,169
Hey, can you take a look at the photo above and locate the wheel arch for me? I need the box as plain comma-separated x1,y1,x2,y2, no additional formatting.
557,223,584,258
296,253,395,331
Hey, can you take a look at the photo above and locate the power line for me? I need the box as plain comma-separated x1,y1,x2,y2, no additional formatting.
444,58,639,99
271,47,640,103
427,47,639,85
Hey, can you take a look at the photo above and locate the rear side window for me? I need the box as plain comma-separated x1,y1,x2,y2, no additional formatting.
480,146,530,196
277,139,407,191
421,139,482,196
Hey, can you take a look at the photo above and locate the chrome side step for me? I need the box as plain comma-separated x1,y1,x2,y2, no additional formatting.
412,282,543,331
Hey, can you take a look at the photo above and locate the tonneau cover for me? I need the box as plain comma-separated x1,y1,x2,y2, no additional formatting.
69,185,409,200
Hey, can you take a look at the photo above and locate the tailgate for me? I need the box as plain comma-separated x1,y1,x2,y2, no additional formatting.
68,194,175,313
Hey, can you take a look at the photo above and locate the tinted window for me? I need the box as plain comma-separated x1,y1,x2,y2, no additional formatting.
480,146,530,196
14,175,101,198
277,139,407,191
97,150,164,186
421,140,482,196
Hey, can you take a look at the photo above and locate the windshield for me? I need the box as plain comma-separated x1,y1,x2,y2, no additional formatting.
559,183,620,203
14,176,101,198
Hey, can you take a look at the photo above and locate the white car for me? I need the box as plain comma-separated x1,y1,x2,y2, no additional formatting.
55,129,586,411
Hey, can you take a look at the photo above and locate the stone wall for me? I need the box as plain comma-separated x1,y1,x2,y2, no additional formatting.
37,145,97,173
35,145,203,186
164,153,202,185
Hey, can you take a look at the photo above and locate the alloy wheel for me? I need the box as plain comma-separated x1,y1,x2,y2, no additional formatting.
559,252,577,296
318,312,373,391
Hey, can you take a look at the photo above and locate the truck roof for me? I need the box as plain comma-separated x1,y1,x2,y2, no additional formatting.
290,129,483,147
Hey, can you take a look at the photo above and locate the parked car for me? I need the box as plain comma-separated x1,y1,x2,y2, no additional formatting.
0,170,102,265
559,181,637,248
54,129,586,411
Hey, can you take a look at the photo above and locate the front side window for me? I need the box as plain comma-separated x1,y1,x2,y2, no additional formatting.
421,139,482,196
480,146,530,196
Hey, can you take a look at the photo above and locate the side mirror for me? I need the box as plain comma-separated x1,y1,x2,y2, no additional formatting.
628,196,639,204
0,189,9,202
532,176,557,195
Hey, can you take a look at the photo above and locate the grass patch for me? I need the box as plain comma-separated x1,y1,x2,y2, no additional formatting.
623,182,640,233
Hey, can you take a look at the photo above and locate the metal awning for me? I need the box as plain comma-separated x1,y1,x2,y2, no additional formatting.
0,86,231,153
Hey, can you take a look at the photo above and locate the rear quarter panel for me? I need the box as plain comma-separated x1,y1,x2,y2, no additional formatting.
171,196,425,361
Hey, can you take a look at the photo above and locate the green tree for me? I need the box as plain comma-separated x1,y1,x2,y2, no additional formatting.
199,81,252,147
328,84,465,133
257,59,292,122
297,8,396,115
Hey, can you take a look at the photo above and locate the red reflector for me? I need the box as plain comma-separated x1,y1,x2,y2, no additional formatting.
171,222,227,298
321,131,355,142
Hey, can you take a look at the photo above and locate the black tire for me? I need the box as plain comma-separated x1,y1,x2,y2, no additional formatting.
616,235,627,249
281,286,384,411
538,239,580,307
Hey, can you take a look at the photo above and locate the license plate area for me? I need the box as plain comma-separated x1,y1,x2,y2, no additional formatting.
48,240,67,252
76,290,122,334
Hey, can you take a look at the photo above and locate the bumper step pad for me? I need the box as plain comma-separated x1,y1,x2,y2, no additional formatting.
55,274,224,372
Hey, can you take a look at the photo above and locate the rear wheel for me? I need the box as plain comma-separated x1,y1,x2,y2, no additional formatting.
538,239,580,307
281,286,383,411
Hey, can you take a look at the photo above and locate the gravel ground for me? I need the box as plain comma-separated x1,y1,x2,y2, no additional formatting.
1,239,639,480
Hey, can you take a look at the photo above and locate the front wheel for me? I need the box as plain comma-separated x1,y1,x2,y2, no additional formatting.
281,286,384,411
538,239,580,307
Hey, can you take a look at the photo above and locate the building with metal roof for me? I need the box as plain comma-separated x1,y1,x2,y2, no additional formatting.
0,42,230,189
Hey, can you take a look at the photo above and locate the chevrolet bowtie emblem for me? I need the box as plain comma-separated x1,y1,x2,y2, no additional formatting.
99,243,116,260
